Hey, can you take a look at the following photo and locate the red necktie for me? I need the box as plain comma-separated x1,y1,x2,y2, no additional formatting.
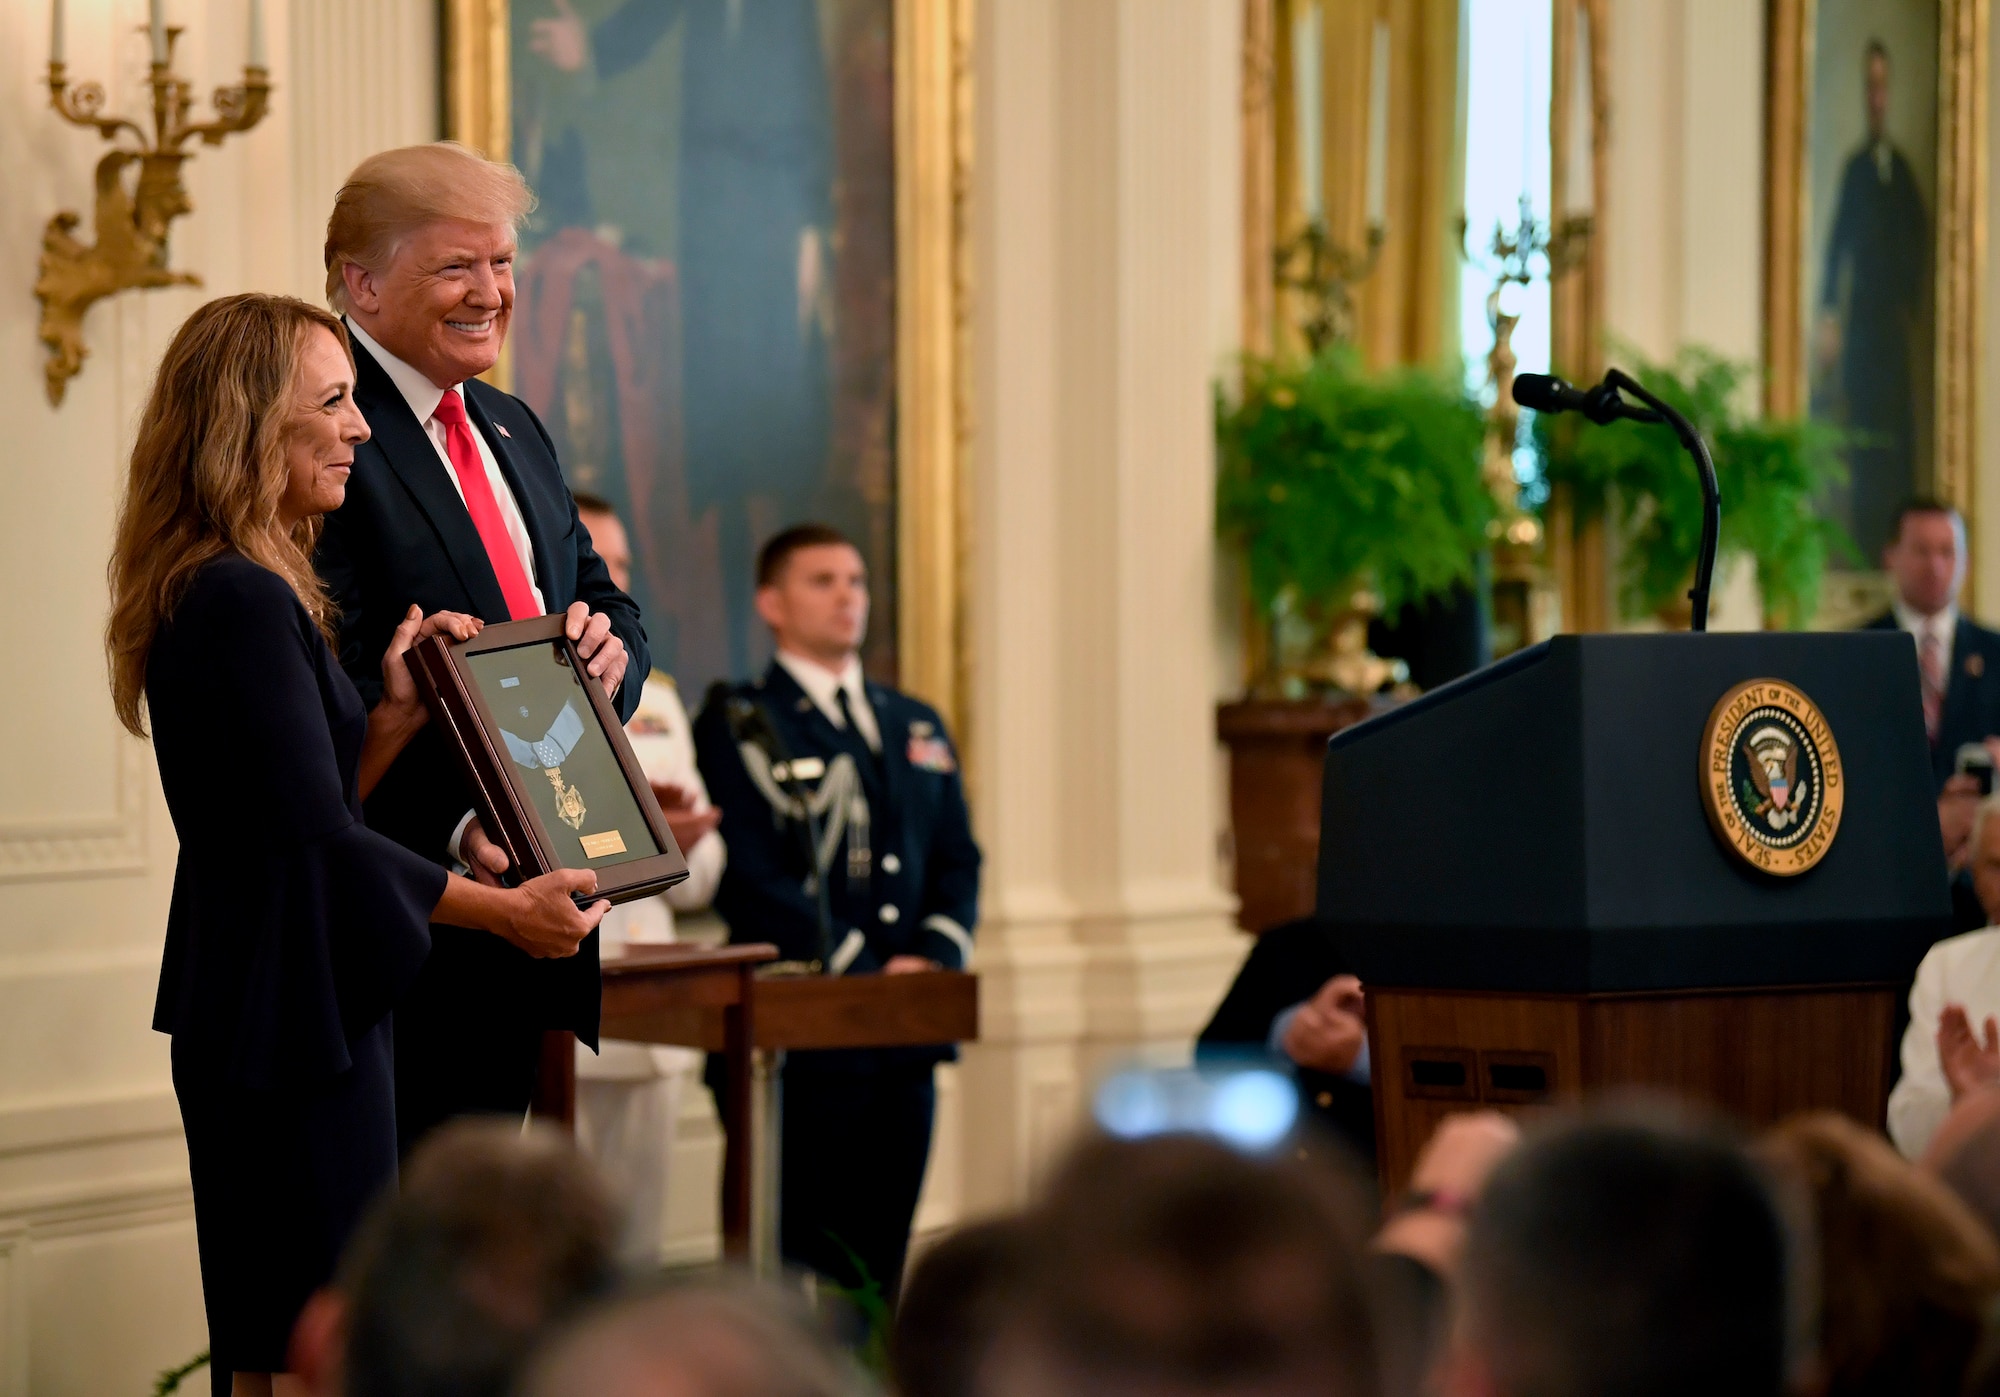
1920,629,1946,744
433,388,539,621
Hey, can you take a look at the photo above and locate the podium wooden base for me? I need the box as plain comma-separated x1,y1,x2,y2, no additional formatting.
1370,984,1899,1188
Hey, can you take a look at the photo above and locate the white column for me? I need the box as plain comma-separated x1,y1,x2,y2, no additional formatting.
958,0,1246,1215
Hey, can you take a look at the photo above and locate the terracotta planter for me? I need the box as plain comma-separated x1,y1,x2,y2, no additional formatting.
1217,696,1376,932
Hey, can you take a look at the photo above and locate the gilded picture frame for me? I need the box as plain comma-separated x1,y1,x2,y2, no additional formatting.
440,0,973,740
1763,0,1987,598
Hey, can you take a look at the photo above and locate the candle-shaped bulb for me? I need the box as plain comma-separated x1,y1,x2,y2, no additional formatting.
1364,18,1391,229
249,0,267,68
50,0,64,66
150,0,168,64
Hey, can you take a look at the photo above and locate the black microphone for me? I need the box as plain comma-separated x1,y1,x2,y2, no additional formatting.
1512,373,1593,416
1510,367,1722,633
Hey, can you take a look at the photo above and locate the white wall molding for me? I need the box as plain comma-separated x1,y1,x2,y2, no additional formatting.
0,728,149,885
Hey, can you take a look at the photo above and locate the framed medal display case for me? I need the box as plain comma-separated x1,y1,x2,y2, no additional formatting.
413,616,689,906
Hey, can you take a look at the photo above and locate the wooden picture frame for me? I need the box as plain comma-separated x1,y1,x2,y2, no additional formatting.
439,0,973,744
414,616,691,906
1763,0,1987,596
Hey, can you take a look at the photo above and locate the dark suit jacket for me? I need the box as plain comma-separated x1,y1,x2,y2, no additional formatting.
1862,611,2000,791
1197,918,1375,1164
315,337,649,1043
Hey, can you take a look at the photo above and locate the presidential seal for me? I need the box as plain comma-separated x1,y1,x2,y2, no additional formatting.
1699,679,1844,876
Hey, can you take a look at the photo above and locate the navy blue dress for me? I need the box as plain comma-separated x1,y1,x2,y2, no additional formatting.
146,555,444,1388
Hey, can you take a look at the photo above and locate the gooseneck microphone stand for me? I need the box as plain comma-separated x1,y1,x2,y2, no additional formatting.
1513,368,1722,632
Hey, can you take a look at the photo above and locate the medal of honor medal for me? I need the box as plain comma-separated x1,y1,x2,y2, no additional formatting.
501,701,590,831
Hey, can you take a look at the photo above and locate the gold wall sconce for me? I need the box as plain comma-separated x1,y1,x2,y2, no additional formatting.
36,1,271,406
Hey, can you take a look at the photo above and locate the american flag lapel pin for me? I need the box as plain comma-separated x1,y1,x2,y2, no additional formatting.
496,424,512,438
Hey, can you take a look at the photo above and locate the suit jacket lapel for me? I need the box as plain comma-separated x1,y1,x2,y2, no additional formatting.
350,339,511,622
465,385,562,608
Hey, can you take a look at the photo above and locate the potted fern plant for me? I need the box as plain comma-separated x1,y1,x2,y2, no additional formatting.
1216,346,1495,697
1532,347,1852,628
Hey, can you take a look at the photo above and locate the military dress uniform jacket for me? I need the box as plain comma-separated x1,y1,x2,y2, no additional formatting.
693,661,980,1063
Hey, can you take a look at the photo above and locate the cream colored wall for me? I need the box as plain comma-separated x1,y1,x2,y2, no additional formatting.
0,1,434,1389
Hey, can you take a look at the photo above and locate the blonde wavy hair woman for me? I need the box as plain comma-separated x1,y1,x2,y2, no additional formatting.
109,293,607,1397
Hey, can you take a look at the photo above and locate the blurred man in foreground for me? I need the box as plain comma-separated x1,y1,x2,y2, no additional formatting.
1446,1112,1791,1397
289,1120,617,1397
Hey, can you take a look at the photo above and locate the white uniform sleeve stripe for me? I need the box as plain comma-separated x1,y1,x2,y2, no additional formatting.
922,915,975,962
828,929,867,976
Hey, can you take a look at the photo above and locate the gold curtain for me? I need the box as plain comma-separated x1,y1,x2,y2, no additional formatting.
1548,0,1611,632
1258,0,1460,369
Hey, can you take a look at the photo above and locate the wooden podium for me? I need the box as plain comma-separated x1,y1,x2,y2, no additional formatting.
1312,634,1950,1187
538,957,979,1263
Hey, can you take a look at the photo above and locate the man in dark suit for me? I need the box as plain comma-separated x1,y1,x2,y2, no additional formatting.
315,144,650,1151
693,524,980,1302
1864,501,2000,927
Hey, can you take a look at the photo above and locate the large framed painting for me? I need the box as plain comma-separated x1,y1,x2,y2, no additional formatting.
1764,0,1985,585
441,0,970,729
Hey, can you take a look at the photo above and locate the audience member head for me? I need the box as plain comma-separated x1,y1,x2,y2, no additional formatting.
325,142,534,388
1450,1109,1791,1397
986,1132,1380,1397
1761,1111,2000,1397
1924,1087,2000,1243
892,1218,1030,1397
302,1119,617,1397
107,293,361,736
517,1282,853,1397
754,524,867,668
1883,498,1966,616
572,492,632,593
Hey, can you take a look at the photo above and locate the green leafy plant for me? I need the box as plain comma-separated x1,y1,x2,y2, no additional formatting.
1216,346,1494,687
153,1350,208,1397
1533,347,1854,627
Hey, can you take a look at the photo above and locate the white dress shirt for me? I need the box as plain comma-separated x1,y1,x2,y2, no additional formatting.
1893,598,1959,664
1888,924,2000,1158
775,650,881,752
345,318,545,612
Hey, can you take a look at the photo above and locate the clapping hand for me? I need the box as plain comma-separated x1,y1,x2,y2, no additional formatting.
1281,973,1367,1075
1940,1003,2000,1101
651,781,721,854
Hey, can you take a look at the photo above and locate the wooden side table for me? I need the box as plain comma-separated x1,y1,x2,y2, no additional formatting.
538,958,979,1272
532,943,777,1259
